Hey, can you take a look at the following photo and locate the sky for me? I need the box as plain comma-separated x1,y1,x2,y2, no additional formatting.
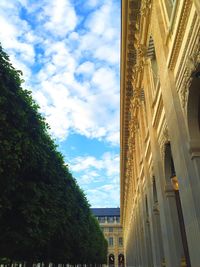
0,0,121,208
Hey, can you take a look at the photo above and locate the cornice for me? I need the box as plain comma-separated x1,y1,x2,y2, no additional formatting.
120,0,141,222
120,0,152,223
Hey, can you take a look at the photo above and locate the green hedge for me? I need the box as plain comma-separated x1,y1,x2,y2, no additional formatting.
0,44,107,265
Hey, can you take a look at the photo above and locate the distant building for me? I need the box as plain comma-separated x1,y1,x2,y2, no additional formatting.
91,208,124,267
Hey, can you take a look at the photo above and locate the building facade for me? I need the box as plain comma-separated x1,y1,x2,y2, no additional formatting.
120,0,200,267
91,208,124,267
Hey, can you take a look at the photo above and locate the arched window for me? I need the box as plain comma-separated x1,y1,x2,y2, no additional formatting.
109,254,115,267
118,254,124,267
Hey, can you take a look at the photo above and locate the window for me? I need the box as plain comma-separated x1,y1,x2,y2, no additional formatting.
162,0,177,31
164,0,174,19
147,36,159,96
153,176,158,203
119,237,123,246
98,217,105,223
109,227,113,232
108,237,114,246
107,217,114,223
116,216,120,223
151,53,159,89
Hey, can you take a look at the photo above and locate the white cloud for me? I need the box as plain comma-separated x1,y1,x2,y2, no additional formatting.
69,152,120,207
94,41,120,64
92,67,118,92
86,0,101,8
0,0,120,145
79,171,100,185
71,156,103,172
85,3,112,35
86,183,120,207
80,1,120,64
70,152,119,180
76,61,95,76
43,0,78,37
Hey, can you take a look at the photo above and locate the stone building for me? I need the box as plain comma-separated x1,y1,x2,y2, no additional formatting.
120,0,200,267
91,208,124,267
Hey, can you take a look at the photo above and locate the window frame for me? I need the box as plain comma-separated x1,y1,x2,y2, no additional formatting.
119,237,123,246
108,237,114,247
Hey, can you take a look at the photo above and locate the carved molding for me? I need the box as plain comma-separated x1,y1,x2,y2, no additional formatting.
136,43,147,62
168,0,193,70
121,0,153,226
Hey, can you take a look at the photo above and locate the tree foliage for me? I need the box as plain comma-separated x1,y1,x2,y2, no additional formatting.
0,44,107,265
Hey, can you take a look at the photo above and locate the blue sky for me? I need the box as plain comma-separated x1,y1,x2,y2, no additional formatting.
0,0,120,207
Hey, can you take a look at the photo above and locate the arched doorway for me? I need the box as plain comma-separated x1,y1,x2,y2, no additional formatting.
118,254,124,267
164,143,191,267
109,254,115,267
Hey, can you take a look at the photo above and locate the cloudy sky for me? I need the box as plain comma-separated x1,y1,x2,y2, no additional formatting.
0,0,121,207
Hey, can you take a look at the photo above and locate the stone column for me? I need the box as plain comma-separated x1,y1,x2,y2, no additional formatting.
135,213,141,267
151,202,165,267
145,219,154,266
126,219,134,267
137,203,144,267
139,193,153,267
138,199,147,267
142,192,154,267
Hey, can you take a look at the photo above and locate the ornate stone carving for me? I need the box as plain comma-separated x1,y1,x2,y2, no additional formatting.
160,127,170,161
137,43,147,62
140,0,152,16
163,128,169,141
